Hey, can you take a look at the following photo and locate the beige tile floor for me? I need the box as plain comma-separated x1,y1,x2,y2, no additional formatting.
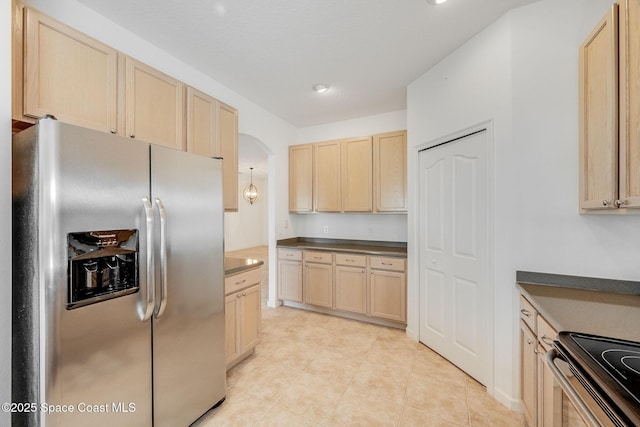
208,246,525,426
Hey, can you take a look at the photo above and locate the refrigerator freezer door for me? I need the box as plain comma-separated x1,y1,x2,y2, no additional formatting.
150,146,225,426
12,119,153,426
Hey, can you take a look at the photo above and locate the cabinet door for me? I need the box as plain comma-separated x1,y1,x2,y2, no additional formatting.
125,57,184,150
369,270,406,322
579,5,619,211
218,102,238,212
619,0,640,208
225,293,239,366
520,320,537,427
278,260,302,302
304,263,333,308
186,86,217,158
23,8,118,132
239,284,261,354
342,137,373,212
373,131,407,212
289,144,314,212
537,346,563,427
315,140,342,212
335,265,367,314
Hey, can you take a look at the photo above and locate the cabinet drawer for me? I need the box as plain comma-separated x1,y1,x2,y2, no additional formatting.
303,251,333,264
278,248,302,261
369,256,405,272
519,295,537,332
225,267,261,295
537,315,557,351
335,253,367,267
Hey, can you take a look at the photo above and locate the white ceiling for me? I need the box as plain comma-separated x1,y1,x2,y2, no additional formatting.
75,0,539,128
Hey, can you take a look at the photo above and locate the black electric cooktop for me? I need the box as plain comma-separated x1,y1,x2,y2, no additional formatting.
557,332,640,426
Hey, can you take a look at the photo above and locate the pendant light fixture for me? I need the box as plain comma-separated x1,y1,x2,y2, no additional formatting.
242,167,259,205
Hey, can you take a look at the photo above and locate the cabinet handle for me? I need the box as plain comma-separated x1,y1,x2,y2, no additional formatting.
235,279,246,285
541,336,554,346
129,133,136,139
615,199,625,208
602,200,610,206
313,256,322,259
381,262,392,265
109,129,116,134
362,269,365,273
346,258,354,262
534,348,540,354
242,292,246,296
520,309,531,317
527,338,534,345
236,293,241,298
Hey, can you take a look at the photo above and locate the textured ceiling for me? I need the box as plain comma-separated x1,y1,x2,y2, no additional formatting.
75,0,539,127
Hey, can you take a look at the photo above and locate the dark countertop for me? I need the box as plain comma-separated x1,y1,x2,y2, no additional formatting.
224,257,263,276
517,271,640,342
277,237,407,257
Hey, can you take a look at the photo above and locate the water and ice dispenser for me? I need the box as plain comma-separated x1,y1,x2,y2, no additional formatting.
67,229,139,309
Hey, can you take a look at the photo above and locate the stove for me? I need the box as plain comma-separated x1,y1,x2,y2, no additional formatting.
554,332,640,426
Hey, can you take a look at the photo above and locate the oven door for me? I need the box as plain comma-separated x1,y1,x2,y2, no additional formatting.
546,349,624,427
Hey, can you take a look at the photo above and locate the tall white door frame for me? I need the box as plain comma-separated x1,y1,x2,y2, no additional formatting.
412,121,494,394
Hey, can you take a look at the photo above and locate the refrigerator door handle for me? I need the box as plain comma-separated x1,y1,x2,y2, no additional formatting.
140,197,155,322
154,197,168,318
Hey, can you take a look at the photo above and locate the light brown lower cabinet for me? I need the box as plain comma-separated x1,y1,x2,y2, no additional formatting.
303,251,333,308
278,249,303,302
520,294,565,427
225,268,261,370
278,248,406,326
335,253,368,314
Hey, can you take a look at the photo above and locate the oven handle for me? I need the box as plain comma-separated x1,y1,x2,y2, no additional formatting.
545,349,602,427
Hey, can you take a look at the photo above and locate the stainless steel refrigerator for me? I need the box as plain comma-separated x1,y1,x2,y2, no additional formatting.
12,118,226,426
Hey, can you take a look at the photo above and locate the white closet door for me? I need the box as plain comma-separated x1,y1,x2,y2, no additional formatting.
418,130,489,385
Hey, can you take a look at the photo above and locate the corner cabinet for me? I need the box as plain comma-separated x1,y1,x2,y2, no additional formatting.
289,144,314,212
184,88,239,212
218,102,239,212
579,0,640,212
225,267,261,370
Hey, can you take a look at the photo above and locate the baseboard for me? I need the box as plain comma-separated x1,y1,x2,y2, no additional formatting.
492,386,522,412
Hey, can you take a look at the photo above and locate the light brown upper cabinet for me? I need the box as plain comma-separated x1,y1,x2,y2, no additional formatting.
618,0,640,209
314,140,342,212
579,0,640,212
218,102,239,212
289,144,314,212
374,130,407,212
124,57,184,151
186,87,239,212
186,86,218,158
342,137,373,212
288,130,407,214
17,7,118,133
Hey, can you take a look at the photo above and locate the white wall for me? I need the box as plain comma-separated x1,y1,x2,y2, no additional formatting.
1,0,12,422
224,174,268,251
408,0,640,410
292,110,409,242
407,12,514,406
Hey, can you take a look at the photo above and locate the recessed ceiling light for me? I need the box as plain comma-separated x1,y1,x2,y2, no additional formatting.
427,0,448,4
312,84,330,93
